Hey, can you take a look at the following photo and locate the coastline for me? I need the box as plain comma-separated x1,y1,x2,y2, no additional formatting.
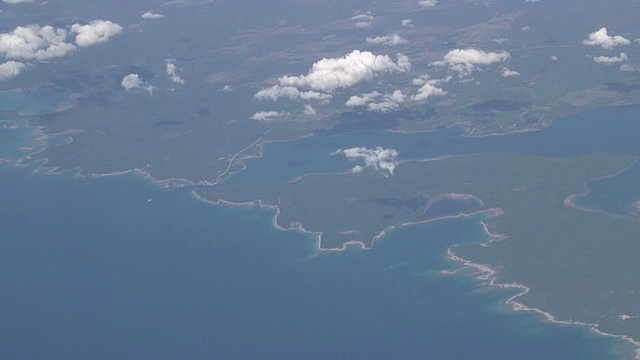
194,180,640,358
1,155,628,360
386,100,640,139
458,101,640,139
441,159,640,358
5,148,639,358
5,101,640,358
563,156,640,219
16,100,640,191
446,233,640,359
4,0,640,357
203,100,640,192
86,152,640,360
441,166,640,360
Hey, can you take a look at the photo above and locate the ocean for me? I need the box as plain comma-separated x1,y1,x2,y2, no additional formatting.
0,166,628,359
1,0,637,357
2,101,638,358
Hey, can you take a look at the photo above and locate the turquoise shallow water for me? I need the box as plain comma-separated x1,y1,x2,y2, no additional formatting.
0,120,41,164
0,167,628,359
0,88,70,116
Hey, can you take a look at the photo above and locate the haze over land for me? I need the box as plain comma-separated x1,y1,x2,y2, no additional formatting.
2,0,640,358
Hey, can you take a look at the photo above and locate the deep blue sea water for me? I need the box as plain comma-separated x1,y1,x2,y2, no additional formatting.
0,167,628,359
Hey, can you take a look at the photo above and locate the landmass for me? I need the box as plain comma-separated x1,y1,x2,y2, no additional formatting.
0,0,638,183
199,151,640,351
3,0,640,357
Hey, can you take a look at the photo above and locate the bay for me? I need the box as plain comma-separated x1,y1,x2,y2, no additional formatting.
0,88,70,116
573,161,640,217
229,104,640,185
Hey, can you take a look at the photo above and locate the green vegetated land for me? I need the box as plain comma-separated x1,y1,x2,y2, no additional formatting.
5,0,640,183
4,0,640,345
199,152,640,338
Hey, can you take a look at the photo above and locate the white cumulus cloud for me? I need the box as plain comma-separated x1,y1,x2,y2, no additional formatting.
165,60,185,84
121,73,155,94
71,20,123,47
366,34,407,46
302,104,317,116
345,90,405,113
593,52,628,65
410,75,449,101
250,111,287,122
334,146,399,175
501,67,520,77
254,85,332,102
418,0,437,7
142,12,164,19
0,20,122,61
352,13,374,28
277,50,411,93
121,73,142,90
345,91,381,107
0,61,25,80
412,83,446,101
401,19,413,27
0,25,76,60
432,48,510,75
583,28,630,49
